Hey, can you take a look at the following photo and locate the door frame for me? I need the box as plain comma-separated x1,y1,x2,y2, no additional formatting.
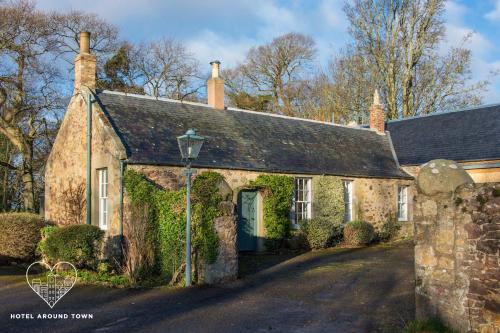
237,189,263,251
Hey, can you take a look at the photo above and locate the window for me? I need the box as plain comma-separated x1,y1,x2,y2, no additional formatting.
294,178,312,224
343,180,353,222
398,186,408,221
98,168,108,230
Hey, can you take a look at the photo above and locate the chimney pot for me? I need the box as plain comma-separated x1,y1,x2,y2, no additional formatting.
210,60,221,78
80,31,90,54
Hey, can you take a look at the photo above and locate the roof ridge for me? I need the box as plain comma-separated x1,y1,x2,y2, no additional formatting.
387,102,500,123
98,89,376,133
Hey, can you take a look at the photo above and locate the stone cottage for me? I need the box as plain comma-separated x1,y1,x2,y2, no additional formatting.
45,32,414,253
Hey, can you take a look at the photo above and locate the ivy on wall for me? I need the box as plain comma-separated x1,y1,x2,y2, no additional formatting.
123,169,222,284
249,174,294,250
312,176,345,226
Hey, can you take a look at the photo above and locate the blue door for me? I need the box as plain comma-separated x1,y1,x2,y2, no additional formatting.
237,190,258,251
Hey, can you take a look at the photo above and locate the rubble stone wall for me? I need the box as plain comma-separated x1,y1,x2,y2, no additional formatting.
414,161,499,332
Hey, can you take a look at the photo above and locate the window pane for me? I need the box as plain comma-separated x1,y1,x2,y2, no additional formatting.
294,178,312,223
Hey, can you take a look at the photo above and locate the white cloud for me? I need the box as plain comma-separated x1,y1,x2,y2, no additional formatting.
442,2,500,103
186,30,256,68
485,0,500,22
320,0,347,29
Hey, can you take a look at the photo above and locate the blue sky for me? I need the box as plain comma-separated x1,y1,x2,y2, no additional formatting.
37,0,500,104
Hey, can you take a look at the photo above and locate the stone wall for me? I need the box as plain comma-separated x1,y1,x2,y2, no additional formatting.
45,88,126,259
129,165,414,235
414,160,499,333
352,177,414,234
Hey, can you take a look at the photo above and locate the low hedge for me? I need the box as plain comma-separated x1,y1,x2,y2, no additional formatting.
300,218,342,249
343,220,375,246
43,225,104,269
0,213,47,262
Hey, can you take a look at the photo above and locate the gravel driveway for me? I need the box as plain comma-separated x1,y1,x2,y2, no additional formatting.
0,241,415,333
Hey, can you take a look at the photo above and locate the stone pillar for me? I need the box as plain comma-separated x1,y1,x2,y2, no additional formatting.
202,201,238,284
414,159,500,332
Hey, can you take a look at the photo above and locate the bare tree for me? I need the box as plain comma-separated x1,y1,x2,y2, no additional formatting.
0,0,59,211
50,9,119,68
0,0,118,211
133,39,202,100
343,0,488,119
230,33,316,116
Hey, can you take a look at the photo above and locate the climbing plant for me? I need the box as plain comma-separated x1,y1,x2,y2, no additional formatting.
312,176,345,225
123,169,222,285
249,174,294,250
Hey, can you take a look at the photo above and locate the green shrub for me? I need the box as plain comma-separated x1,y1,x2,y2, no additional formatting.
36,225,59,259
343,220,374,246
312,176,345,224
402,318,457,333
44,224,104,269
0,213,46,262
300,218,342,249
377,218,401,242
192,172,222,266
249,175,294,250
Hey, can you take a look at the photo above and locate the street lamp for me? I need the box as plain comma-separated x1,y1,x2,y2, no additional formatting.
177,129,205,287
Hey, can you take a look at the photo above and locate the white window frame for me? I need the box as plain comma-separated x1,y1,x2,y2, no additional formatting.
98,168,108,230
343,180,353,222
397,185,408,221
293,177,312,226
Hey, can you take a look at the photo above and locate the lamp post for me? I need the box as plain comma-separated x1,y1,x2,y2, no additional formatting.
177,129,205,287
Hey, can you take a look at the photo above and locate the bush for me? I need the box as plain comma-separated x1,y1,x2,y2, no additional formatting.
300,218,342,249
402,318,457,333
0,213,46,262
36,225,59,260
44,224,104,269
377,218,401,242
312,176,345,224
343,220,374,246
249,175,294,250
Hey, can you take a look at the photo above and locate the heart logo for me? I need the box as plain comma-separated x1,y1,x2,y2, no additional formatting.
26,261,78,308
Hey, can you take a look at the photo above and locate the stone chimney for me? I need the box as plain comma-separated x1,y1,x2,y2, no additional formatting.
369,90,385,134
74,31,96,93
207,60,224,110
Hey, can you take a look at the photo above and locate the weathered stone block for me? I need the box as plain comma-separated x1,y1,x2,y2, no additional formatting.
417,159,473,196
202,209,237,284
415,245,438,267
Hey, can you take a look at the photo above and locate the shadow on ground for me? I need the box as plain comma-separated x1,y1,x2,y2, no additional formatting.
0,240,415,333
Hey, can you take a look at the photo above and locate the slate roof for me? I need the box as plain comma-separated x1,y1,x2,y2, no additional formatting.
386,104,500,166
95,90,411,179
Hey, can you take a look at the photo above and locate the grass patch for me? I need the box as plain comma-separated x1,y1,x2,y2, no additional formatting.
305,262,364,274
76,270,130,288
403,318,457,333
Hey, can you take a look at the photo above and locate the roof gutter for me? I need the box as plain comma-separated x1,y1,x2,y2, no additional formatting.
123,161,414,180
461,162,500,170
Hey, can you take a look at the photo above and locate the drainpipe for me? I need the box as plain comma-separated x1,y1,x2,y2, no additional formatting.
86,93,92,225
119,160,126,240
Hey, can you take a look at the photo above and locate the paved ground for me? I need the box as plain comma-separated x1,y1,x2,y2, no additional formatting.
0,241,415,333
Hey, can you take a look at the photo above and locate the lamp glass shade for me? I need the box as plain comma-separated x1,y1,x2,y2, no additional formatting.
177,129,204,160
